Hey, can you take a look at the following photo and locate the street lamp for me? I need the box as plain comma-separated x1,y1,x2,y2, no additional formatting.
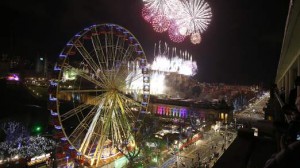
66,156,69,168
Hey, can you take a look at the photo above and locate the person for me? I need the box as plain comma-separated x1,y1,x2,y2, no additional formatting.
287,77,300,110
264,95,300,168
264,141,300,168
279,87,285,102
285,96,300,144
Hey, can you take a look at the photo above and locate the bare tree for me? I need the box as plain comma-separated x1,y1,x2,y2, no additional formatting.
0,121,28,142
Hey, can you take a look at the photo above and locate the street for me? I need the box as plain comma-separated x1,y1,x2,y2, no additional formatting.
160,129,236,168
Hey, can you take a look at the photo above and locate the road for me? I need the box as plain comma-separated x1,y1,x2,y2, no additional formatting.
235,93,269,122
161,130,237,168
160,94,270,168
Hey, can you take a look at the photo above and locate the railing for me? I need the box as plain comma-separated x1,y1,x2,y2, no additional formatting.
274,92,285,108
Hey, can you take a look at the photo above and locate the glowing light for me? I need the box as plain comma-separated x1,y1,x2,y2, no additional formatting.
151,42,197,75
35,126,41,132
62,68,77,81
179,26,188,36
152,15,170,33
6,73,20,81
150,71,165,94
190,32,201,44
151,55,197,76
126,42,197,96
168,22,186,43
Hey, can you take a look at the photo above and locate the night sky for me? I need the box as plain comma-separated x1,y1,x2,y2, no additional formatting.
0,0,290,86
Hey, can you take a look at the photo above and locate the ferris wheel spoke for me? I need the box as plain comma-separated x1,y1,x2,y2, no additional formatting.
63,64,108,88
118,93,141,107
74,41,110,86
78,72,108,89
112,44,133,73
90,32,111,82
113,48,136,82
60,94,104,121
59,89,106,93
91,28,113,82
106,34,118,81
125,72,143,83
113,37,125,65
116,106,135,132
116,94,139,125
86,132,100,155
80,99,106,154
93,99,117,164
61,104,92,122
108,29,117,69
125,72,144,91
99,96,130,146
69,118,93,143
91,27,106,66
112,114,129,144
68,108,97,143
73,40,100,74
82,94,115,155
104,32,112,70
113,37,127,64
121,45,135,64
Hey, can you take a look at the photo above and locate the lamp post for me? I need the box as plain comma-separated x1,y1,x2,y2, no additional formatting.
66,156,69,168
234,117,237,129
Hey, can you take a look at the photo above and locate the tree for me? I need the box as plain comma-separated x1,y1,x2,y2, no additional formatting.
115,115,154,168
192,85,202,98
115,130,143,168
0,121,28,142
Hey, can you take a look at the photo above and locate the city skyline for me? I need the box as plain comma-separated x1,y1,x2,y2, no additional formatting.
0,0,290,85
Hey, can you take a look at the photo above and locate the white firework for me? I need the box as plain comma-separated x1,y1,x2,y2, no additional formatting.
151,42,197,75
176,0,212,35
143,0,183,20
126,42,197,95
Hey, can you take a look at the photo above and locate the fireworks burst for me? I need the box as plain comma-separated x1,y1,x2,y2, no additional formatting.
152,15,170,33
151,42,197,76
126,42,197,95
141,0,212,44
142,6,154,23
168,22,186,43
143,0,182,19
177,0,212,34
190,32,201,44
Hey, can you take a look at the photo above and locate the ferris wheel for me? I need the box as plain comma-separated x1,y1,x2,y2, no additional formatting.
48,24,150,166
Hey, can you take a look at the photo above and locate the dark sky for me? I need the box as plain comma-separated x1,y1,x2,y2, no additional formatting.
0,0,290,86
